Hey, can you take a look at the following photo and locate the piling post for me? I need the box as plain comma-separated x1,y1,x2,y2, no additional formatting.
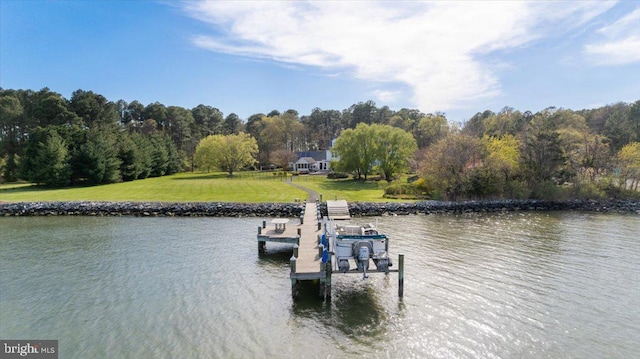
398,254,404,298
262,220,266,229
297,228,302,237
293,244,299,258
317,243,324,258
290,256,298,299
325,251,332,300
319,261,326,299
258,226,265,254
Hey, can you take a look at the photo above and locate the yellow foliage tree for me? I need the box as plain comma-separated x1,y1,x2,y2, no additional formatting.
617,142,640,190
484,134,521,185
195,133,258,175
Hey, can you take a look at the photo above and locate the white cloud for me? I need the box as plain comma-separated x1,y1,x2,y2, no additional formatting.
585,7,640,65
181,1,615,114
372,89,402,103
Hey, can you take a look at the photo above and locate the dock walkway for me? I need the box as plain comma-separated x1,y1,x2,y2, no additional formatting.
257,201,325,280
292,201,324,279
327,199,350,220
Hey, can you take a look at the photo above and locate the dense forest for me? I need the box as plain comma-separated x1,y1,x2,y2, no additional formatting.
0,87,639,200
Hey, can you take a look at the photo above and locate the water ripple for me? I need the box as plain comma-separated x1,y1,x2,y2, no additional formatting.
1,213,638,358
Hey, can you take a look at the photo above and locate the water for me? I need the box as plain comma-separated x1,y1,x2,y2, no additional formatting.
1,212,638,358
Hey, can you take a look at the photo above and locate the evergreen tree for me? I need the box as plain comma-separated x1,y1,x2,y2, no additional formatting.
20,127,71,186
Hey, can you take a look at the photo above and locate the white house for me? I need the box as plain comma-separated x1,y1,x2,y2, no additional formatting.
292,150,332,172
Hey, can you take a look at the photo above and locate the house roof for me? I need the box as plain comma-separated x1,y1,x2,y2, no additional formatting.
295,157,316,164
295,151,327,161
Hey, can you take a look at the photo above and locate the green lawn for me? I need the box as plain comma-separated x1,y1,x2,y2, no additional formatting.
0,172,307,203
0,172,413,203
290,175,412,202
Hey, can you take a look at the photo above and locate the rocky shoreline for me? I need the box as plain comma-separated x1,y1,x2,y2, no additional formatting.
339,199,640,216
1,199,639,217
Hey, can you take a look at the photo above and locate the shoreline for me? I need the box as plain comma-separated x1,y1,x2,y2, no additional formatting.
1,199,639,217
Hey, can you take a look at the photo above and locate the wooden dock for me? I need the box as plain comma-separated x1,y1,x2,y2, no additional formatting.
326,199,350,220
257,201,326,279
257,199,404,300
291,201,325,280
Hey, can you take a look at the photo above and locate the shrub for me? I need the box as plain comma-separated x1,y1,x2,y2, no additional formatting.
530,181,569,200
383,178,431,199
572,182,606,199
327,172,349,179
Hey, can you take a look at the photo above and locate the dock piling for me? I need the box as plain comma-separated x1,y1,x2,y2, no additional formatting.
258,226,265,254
398,254,404,298
290,256,297,272
290,256,298,299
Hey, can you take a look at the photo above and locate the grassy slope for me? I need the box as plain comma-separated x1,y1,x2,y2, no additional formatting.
290,175,411,202
0,172,411,203
0,172,307,203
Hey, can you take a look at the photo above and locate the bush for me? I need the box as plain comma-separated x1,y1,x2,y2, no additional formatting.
530,181,569,200
327,172,349,179
384,178,431,199
571,182,606,200
505,180,529,199
597,176,639,199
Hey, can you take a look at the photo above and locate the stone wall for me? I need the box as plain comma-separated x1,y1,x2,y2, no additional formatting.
1,199,638,217
0,201,304,217
322,199,640,216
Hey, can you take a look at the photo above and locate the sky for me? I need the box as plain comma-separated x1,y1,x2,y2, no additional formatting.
1,0,639,123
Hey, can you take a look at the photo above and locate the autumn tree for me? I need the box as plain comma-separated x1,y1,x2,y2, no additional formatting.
194,133,258,176
420,134,482,200
521,109,564,186
617,142,640,190
414,113,449,148
483,134,521,197
270,149,296,170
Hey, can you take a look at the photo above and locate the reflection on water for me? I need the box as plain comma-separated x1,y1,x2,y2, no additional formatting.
1,213,639,358
329,283,389,340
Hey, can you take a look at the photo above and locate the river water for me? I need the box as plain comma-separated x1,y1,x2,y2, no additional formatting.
1,212,638,358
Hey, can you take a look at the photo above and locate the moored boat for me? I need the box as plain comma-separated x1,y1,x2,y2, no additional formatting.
328,222,392,277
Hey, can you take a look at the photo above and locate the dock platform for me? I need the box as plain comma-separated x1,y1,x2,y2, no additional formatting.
326,199,350,220
257,201,325,279
257,198,404,300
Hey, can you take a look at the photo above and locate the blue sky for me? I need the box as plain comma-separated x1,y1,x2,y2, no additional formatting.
1,1,639,123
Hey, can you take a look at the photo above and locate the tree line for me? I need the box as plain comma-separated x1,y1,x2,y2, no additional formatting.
0,87,639,200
